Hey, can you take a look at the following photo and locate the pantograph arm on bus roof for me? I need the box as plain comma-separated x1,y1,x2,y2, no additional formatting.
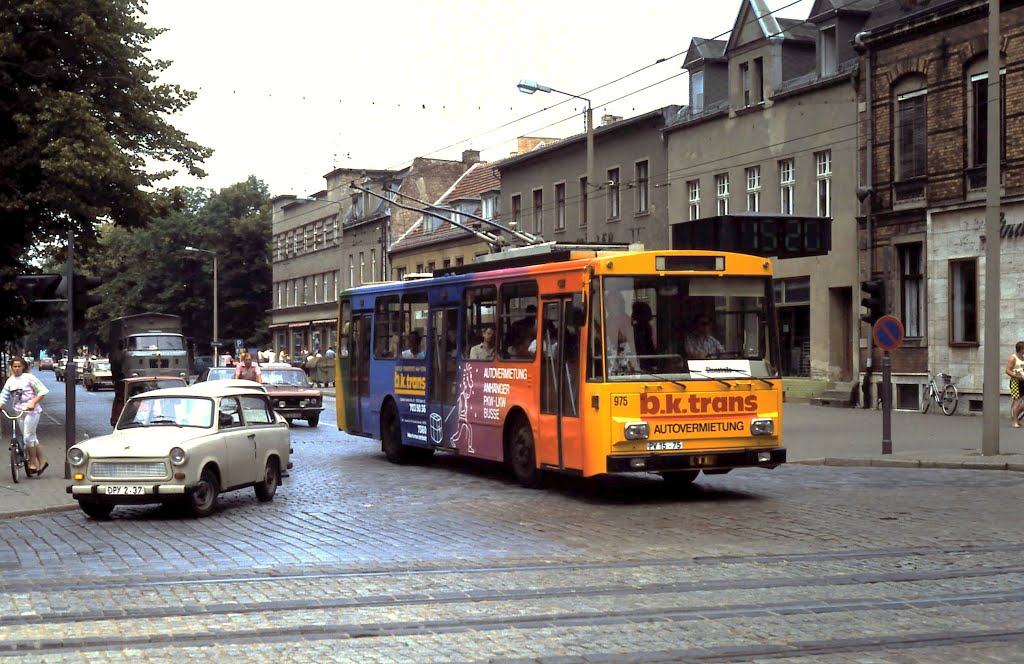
352,181,545,248
350,181,509,252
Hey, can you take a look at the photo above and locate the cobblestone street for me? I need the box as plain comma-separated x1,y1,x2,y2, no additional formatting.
1,427,1022,662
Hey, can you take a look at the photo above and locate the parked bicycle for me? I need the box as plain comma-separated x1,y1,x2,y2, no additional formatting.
920,372,959,416
3,395,31,483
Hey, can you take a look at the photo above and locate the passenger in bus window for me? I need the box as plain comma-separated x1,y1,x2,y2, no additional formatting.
631,302,656,369
684,315,724,359
401,329,426,359
507,324,535,360
470,324,496,360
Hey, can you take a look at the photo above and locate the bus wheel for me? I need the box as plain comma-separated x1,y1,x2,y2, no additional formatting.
508,418,543,489
661,470,699,487
381,402,407,464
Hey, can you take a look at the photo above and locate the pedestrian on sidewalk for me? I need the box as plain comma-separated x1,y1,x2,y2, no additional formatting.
0,356,49,475
1005,341,1024,427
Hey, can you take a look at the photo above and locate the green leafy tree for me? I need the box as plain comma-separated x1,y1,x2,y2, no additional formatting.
0,0,211,339
79,178,272,355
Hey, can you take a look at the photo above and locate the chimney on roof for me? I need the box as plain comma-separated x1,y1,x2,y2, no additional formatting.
601,114,623,126
462,149,480,165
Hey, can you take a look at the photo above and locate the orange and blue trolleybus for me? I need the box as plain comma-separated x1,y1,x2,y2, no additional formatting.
336,245,785,488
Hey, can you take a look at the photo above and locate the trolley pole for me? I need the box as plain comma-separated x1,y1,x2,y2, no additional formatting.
65,231,75,480
881,350,892,455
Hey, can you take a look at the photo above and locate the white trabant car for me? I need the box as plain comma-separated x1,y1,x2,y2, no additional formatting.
67,382,292,519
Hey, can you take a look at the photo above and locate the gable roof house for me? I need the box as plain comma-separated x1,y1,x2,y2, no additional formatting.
389,155,504,278
665,0,878,385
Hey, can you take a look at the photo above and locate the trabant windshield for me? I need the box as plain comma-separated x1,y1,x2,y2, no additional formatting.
119,397,213,429
129,334,185,351
262,369,311,387
591,275,778,381
93,362,110,372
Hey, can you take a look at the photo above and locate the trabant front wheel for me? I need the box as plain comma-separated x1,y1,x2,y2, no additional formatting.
80,501,115,520
188,468,220,518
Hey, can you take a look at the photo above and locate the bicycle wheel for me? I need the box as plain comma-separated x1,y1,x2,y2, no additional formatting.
920,385,932,414
10,446,20,483
941,384,959,416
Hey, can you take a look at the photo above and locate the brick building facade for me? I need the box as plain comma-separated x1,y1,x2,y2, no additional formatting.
857,0,1024,410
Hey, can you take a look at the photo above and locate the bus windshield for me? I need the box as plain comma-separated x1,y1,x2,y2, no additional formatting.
596,275,778,381
128,334,185,351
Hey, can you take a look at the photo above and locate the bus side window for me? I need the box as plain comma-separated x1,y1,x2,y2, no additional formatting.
463,285,497,360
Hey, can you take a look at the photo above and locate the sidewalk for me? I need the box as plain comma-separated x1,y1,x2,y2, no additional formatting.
1,399,1021,520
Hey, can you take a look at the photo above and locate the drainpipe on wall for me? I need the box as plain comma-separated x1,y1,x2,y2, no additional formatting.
854,30,874,409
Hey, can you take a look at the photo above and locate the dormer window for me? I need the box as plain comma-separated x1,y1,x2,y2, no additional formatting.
739,58,764,107
819,26,837,76
741,63,751,106
691,70,704,113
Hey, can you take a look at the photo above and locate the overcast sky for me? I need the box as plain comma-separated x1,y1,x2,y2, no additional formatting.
143,0,814,198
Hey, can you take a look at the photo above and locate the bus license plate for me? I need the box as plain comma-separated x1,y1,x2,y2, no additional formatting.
104,485,145,496
646,441,683,451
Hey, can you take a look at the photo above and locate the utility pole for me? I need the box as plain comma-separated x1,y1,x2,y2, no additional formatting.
64,232,75,480
982,0,1001,455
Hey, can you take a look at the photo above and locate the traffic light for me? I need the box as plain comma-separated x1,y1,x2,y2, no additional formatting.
860,279,886,326
14,274,64,303
72,273,103,328
56,273,102,328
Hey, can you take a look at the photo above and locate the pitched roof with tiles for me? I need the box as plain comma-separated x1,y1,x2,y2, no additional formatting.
440,163,501,204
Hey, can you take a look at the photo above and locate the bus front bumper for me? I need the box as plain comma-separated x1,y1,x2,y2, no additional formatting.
606,448,786,473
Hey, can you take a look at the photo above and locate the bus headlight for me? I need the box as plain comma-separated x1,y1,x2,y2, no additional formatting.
624,422,650,440
750,418,774,435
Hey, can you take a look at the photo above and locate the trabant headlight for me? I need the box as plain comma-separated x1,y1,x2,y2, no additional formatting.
750,418,774,436
277,400,286,408
67,447,86,466
169,447,187,466
624,422,650,440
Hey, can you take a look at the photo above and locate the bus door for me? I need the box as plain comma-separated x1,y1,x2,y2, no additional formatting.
537,294,584,470
348,311,372,434
427,307,459,448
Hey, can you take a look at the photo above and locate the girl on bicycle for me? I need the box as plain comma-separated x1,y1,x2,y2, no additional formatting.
0,356,49,474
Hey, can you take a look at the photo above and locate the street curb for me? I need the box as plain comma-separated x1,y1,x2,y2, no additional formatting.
0,504,78,520
791,458,1023,472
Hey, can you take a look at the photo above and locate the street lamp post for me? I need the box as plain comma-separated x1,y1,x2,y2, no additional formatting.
518,79,595,243
185,246,218,367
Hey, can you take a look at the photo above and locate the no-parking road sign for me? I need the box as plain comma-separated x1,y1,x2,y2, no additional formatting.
872,315,904,351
